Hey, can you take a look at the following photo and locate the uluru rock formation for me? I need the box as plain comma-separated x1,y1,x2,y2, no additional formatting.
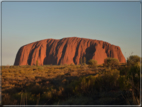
14,37,126,65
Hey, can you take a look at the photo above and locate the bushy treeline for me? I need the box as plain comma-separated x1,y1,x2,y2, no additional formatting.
87,55,141,68
2,55,141,105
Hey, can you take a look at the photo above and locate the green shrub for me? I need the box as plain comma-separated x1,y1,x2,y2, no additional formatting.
80,77,91,92
38,66,44,70
127,55,140,66
119,65,130,76
119,63,140,100
127,64,140,92
72,76,96,94
97,69,120,91
103,58,119,68
71,69,121,93
118,75,131,90
70,63,74,66
64,64,67,66
88,59,97,68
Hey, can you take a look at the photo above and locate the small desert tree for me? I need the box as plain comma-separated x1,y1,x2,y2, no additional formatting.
103,58,119,69
127,55,140,66
88,59,97,68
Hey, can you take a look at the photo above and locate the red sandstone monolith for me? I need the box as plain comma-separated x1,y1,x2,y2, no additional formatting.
14,37,126,65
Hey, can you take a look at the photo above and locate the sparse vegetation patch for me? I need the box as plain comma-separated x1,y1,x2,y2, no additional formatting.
2,56,141,105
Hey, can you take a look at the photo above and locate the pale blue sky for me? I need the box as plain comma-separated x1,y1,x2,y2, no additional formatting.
1,1,141,65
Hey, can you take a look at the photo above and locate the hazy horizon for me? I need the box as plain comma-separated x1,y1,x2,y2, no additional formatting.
1,1,141,65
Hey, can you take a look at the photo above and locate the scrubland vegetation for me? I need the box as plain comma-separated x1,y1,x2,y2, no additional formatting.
1,55,141,105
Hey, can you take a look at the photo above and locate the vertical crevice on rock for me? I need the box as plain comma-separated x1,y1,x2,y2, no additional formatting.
73,39,82,64
58,41,68,65
43,39,55,65
27,42,39,65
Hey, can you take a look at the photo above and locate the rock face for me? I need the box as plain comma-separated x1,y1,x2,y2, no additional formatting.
14,37,126,65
